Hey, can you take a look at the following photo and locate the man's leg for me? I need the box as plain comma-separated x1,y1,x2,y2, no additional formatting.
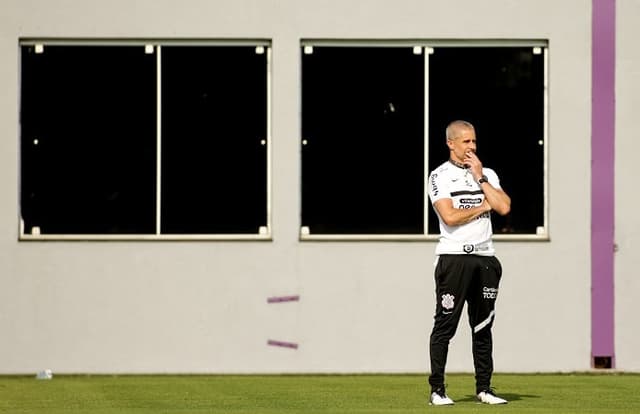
429,255,470,391
471,323,494,392
467,256,502,393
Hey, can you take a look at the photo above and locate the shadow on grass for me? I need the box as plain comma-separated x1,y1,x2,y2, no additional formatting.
455,393,542,403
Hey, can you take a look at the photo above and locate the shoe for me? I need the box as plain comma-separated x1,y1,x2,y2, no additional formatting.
430,388,454,406
477,389,508,404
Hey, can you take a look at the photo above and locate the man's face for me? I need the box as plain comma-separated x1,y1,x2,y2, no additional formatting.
447,128,477,163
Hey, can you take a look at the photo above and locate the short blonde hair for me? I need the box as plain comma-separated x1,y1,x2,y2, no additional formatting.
446,120,475,141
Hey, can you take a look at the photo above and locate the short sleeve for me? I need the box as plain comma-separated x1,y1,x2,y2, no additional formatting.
428,170,449,203
484,168,502,189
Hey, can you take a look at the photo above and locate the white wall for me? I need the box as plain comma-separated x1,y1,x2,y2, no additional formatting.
0,0,607,374
615,0,640,372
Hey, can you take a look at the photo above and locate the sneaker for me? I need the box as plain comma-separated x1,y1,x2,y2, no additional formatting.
430,388,454,406
477,389,508,405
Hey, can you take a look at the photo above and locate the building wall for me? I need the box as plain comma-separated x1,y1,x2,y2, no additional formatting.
0,0,625,374
615,0,640,372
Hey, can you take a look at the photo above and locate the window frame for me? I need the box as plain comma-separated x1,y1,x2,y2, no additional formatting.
18,39,272,241
299,39,549,241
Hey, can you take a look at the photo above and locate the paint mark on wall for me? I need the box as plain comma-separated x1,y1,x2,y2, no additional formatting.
267,295,300,304
267,339,299,349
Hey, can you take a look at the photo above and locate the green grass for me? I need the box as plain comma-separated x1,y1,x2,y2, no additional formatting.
1,373,640,414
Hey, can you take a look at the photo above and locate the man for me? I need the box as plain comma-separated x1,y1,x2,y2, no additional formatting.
427,120,511,406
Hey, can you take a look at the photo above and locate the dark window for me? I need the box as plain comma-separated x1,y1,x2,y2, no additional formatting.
301,46,425,234
20,42,270,238
301,43,546,238
161,46,268,234
20,45,157,235
427,47,545,235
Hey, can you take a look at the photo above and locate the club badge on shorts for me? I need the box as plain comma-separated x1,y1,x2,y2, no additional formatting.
441,294,455,310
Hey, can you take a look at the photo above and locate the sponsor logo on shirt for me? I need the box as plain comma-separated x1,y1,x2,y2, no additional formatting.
430,173,439,197
459,198,482,204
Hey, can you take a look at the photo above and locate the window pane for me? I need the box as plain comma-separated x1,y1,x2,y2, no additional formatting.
160,46,268,234
301,46,424,234
427,47,545,235
20,45,157,235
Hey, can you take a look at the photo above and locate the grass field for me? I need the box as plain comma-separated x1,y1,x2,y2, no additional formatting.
1,373,640,414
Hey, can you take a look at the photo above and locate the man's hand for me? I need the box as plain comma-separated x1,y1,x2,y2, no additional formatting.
463,150,511,216
463,150,484,182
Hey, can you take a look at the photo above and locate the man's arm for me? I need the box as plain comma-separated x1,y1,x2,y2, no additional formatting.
479,183,511,216
464,151,511,216
433,198,492,227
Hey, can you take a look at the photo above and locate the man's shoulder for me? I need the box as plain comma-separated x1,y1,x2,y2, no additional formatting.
428,161,455,200
430,161,452,177
482,167,500,181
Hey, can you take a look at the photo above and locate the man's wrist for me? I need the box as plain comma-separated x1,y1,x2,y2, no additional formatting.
477,175,489,184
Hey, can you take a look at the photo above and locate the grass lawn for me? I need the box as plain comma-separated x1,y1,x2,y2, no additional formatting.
1,373,639,414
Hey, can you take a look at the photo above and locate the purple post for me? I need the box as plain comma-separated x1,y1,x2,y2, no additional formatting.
591,0,615,367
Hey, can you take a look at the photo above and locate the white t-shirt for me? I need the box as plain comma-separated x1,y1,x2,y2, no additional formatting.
428,160,501,256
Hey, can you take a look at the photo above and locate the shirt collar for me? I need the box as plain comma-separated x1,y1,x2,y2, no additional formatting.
448,158,468,170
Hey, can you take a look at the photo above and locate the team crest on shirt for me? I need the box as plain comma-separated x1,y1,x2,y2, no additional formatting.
441,294,455,310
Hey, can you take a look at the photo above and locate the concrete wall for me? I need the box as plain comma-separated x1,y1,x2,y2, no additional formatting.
615,0,640,372
0,0,629,374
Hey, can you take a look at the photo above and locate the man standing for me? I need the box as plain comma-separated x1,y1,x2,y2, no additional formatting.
427,120,511,406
